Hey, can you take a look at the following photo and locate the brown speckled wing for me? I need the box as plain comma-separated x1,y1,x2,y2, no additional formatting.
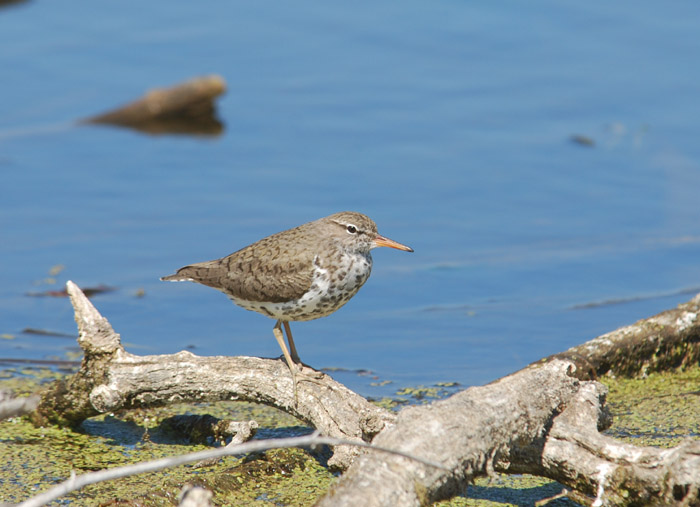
163,226,320,303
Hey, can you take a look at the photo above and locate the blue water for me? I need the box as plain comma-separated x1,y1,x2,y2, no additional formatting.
2,1,700,396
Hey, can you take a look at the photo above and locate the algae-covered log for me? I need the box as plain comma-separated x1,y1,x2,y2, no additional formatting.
543,293,700,379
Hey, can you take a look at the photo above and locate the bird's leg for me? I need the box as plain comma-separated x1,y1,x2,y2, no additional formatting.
273,321,325,403
273,320,299,403
281,322,324,380
283,321,301,364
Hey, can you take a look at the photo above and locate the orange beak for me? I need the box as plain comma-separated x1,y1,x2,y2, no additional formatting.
373,234,414,252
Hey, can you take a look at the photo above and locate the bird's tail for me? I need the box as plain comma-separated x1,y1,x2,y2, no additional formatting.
160,269,195,282
161,262,219,284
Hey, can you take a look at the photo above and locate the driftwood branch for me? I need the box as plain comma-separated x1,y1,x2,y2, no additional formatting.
81,75,226,135
318,360,589,506
539,382,700,506
33,281,394,470
17,433,448,507
545,293,700,379
319,361,699,506
32,282,700,505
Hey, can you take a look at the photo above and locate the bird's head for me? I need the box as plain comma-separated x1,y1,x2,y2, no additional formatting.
325,211,414,254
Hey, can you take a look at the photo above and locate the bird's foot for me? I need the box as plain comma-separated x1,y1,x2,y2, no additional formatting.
283,361,327,406
295,363,326,384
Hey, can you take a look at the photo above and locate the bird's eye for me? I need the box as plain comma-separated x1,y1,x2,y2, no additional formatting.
346,224,358,234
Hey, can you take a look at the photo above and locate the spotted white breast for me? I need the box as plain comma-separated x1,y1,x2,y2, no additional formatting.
228,250,373,322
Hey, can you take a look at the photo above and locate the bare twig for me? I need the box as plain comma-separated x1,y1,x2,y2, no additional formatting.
534,488,574,506
18,432,449,507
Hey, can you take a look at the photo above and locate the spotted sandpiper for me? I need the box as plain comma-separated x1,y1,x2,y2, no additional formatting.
161,211,413,397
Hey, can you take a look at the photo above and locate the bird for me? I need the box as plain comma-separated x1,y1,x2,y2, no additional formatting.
161,211,413,398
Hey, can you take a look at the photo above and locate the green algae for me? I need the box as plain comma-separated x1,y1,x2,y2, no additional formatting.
369,381,462,411
369,396,407,411
1,367,331,505
395,382,462,402
601,366,700,447
0,398,332,505
190,448,333,506
1,365,698,506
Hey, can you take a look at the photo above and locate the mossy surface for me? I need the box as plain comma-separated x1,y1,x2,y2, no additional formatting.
2,365,698,506
601,366,700,447
0,367,331,506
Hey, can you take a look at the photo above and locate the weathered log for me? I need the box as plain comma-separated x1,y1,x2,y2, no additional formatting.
318,360,589,506
319,360,699,506
81,75,226,135
32,281,394,470
538,382,700,506
543,293,700,380
32,282,700,504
